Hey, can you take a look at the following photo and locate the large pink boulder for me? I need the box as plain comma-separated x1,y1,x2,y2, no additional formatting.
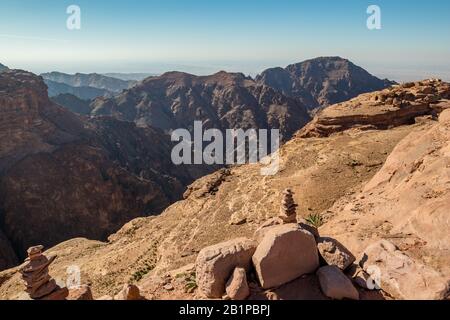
252,224,319,289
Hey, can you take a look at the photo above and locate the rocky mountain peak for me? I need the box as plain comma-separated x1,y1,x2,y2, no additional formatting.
257,57,394,110
0,69,48,97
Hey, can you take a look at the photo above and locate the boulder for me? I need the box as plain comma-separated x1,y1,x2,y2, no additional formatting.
252,224,319,289
360,240,450,300
317,265,359,300
254,218,319,244
226,268,250,300
317,237,355,270
114,284,145,300
67,285,94,300
196,238,257,298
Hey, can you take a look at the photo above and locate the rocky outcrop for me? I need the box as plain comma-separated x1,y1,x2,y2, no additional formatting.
299,79,450,138
20,246,68,300
256,57,393,110
360,240,449,300
196,238,256,298
90,71,311,140
252,224,319,289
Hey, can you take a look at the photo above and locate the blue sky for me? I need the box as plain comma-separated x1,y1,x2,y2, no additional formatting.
0,0,449,80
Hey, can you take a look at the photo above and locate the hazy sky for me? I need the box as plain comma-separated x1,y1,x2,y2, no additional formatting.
1,0,449,81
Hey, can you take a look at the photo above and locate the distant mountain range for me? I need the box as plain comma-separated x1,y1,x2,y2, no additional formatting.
41,72,136,92
41,71,137,100
44,79,112,100
103,72,158,81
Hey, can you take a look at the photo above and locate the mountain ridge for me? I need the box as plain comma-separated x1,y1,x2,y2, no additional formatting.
41,71,135,93
256,56,395,110
90,69,311,140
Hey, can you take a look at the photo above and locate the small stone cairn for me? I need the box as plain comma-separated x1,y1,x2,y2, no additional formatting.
279,189,297,224
20,245,68,300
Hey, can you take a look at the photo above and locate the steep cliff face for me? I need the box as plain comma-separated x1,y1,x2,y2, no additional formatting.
256,57,394,110
0,70,203,264
0,229,17,271
91,71,311,140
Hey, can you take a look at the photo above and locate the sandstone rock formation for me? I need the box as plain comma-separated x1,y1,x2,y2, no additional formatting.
196,238,256,298
317,237,355,270
20,246,68,300
252,224,319,289
279,189,297,223
225,268,250,300
299,79,450,138
317,265,359,300
256,57,394,110
360,240,449,300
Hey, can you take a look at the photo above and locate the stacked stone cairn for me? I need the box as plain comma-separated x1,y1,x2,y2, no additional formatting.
20,245,68,300
279,189,297,224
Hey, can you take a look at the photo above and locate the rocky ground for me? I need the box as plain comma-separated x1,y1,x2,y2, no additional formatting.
1,79,449,300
